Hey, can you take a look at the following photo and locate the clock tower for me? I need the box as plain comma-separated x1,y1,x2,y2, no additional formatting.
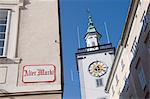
76,13,115,99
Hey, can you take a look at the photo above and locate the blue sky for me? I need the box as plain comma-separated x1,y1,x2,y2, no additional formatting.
59,0,130,99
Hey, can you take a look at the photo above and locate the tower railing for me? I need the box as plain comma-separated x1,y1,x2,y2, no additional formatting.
77,43,113,53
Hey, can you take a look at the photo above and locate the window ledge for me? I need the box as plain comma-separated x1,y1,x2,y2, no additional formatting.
0,0,24,7
0,57,21,64
12,58,22,64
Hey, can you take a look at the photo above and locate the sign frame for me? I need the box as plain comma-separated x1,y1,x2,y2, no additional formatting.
22,64,56,83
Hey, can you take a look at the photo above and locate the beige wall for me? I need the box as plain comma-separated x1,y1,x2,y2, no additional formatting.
0,0,62,98
0,0,21,3
17,0,61,87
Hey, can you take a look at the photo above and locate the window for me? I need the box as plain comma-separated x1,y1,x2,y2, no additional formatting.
138,0,141,6
145,32,150,54
145,92,150,99
144,31,149,44
131,37,138,61
129,95,134,99
112,86,115,96
92,41,95,46
135,57,140,69
141,14,148,32
115,75,119,86
138,68,147,90
0,9,11,57
124,78,129,92
96,78,103,87
118,88,121,95
140,11,145,22
121,59,125,71
123,73,127,81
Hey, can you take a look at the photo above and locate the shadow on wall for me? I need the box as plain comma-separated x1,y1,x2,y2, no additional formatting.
0,89,15,99
21,0,31,9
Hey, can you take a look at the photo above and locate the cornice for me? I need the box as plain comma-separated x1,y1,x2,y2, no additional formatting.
0,0,24,7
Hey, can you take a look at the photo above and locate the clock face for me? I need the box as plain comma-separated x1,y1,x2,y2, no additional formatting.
88,61,108,77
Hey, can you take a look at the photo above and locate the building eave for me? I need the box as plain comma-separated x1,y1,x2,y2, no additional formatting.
105,44,123,92
84,32,101,40
58,0,64,97
120,0,139,47
76,43,115,71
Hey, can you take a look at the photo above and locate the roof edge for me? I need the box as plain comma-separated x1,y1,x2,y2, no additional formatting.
120,0,139,46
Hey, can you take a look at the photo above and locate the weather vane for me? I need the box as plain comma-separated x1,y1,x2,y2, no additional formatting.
87,8,91,16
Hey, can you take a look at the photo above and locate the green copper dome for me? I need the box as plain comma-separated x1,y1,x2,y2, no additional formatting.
86,13,102,39
87,15,97,33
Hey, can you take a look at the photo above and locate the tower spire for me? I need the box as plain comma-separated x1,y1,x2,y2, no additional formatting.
85,9,102,49
87,9,97,33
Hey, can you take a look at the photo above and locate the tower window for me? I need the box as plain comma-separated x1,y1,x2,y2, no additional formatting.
92,41,95,46
96,78,103,87
0,9,11,57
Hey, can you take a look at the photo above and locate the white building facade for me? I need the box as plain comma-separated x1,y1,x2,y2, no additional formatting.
0,0,63,99
105,0,150,99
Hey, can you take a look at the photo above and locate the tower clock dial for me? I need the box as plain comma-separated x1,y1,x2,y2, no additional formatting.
88,61,108,77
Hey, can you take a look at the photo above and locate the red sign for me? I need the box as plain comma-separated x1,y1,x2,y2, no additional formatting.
22,64,56,83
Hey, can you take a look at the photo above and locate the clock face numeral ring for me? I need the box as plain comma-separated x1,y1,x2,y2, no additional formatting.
88,61,108,77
